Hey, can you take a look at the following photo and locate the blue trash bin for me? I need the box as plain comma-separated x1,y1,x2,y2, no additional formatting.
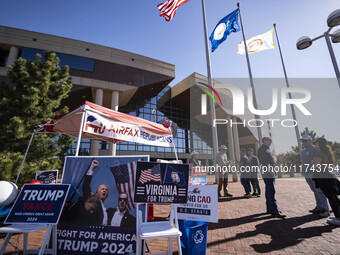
0,205,12,221
179,221,208,255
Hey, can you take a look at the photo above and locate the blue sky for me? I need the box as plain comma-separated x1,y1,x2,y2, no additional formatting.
1,0,339,153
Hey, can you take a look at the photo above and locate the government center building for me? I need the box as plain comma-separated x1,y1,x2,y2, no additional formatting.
0,25,271,166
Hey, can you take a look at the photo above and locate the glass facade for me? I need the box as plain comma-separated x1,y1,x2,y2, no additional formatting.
0,49,9,67
116,86,190,154
21,47,94,72
67,138,91,156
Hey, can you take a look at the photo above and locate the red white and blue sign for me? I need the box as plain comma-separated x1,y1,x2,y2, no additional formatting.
177,185,218,223
134,162,189,204
35,170,59,184
57,224,136,255
5,184,70,224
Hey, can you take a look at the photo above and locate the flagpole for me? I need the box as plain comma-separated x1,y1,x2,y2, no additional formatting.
201,0,219,162
237,3,263,145
273,23,303,154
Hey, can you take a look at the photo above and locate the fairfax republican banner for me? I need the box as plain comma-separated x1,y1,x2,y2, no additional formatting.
84,111,174,148
43,101,174,148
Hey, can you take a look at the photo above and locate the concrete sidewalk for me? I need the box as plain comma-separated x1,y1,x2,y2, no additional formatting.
1,177,340,254
206,177,340,255
148,177,340,255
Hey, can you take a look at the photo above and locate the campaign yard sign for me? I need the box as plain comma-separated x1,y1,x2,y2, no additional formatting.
5,184,70,224
134,162,189,204
35,170,59,184
57,225,136,255
58,156,148,255
190,166,208,185
177,185,218,223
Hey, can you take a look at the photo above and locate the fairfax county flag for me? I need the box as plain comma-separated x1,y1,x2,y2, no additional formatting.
209,9,240,52
237,29,275,54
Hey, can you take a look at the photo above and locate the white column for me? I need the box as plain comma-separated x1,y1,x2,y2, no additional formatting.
6,46,19,67
226,115,235,163
228,116,238,181
232,117,240,162
90,89,103,156
109,91,119,156
190,130,194,152
254,142,260,154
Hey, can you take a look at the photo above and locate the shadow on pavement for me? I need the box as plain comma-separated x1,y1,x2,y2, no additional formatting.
218,195,259,202
208,212,271,230
208,213,338,253
218,197,245,202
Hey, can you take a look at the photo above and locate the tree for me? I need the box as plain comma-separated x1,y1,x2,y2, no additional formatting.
0,52,74,184
277,127,340,169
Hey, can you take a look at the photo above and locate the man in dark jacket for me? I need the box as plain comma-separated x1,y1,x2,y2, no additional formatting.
239,148,251,198
61,194,101,225
107,192,136,228
83,160,109,225
247,148,261,197
258,137,286,218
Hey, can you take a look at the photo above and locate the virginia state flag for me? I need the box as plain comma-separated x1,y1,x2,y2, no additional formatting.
163,165,186,187
209,9,240,52
237,29,275,54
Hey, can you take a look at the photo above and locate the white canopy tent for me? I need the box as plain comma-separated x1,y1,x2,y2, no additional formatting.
15,101,178,184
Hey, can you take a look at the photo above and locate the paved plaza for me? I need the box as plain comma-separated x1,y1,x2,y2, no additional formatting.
1,176,340,255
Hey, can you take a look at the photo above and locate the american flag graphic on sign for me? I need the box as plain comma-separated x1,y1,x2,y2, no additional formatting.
67,159,86,201
110,161,137,210
157,0,189,21
138,164,161,184
48,173,54,180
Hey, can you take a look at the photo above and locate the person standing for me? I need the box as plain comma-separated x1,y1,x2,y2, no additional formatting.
312,137,340,226
189,151,200,169
238,148,251,198
215,145,232,197
258,137,286,218
300,134,329,217
247,148,261,197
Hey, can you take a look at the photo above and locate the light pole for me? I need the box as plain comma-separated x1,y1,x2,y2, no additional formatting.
296,9,340,88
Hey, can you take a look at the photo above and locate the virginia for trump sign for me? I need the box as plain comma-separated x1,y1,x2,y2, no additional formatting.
134,162,189,204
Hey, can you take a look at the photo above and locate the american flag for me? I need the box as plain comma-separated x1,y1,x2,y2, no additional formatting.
66,159,87,202
68,159,86,185
110,161,137,210
157,0,189,22
138,164,161,184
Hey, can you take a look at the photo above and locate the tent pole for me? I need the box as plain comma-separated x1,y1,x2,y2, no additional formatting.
173,144,179,163
15,131,36,184
75,111,86,156
171,134,179,163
